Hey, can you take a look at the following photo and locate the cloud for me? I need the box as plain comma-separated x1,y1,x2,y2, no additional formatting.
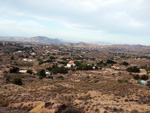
0,0,150,44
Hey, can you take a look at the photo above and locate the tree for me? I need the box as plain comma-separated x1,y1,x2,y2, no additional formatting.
52,67,68,74
106,60,116,64
11,56,14,60
141,75,149,80
50,56,55,60
133,74,140,80
74,61,82,66
146,67,150,72
97,61,105,67
121,62,129,66
39,60,44,65
39,69,46,77
27,69,33,74
10,67,19,73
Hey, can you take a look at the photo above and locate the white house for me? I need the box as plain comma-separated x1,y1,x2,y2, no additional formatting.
139,69,147,75
19,70,27,73
67,61,76,68
23,58,35,62
45,72,51,75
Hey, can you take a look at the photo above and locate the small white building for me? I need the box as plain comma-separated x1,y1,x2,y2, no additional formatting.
31,52,36,56
45,72,51,75
23,58,35,62
19,70,27,73
139,69,147,75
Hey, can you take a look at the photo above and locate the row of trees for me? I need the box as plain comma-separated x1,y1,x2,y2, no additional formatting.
126,66,140,73
47,65,68,74
133,74,149,80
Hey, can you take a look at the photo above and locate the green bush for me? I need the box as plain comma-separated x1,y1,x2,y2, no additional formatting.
39,76,43,79
126,66,140,73
97,61,106,67
147,81,150,86
77,64,92,70
118,79,128,83
51,65,68,74
57,76,64,80
11,56,14,60
141,75,149,80
47,75,53,79
13,78,22,85
63,108,79,113
39,60,44,65
39,69,46,77
27,69,33,74
74,61,82,66
50,56,55,60
121,62,129,66
106,60,116,64
133,74,140,80
118,80,123,83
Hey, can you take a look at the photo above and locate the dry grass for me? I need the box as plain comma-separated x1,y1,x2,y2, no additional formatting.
0,71,150,113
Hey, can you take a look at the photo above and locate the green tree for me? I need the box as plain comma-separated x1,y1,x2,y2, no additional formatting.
10,67,19,73
146,67,150,72
39,69,46,77
11,56,14,60
27,69,33,74
133,74,140,80
106,60,116,64
50,56,55,60
121,62,129,66
74,61,82,66
141,75,149,80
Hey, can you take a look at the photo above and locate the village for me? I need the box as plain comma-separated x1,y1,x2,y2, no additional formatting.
1,42,150,113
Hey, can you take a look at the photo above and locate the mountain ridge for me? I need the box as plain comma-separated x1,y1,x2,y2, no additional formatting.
0,36,62,44
0,36,149,48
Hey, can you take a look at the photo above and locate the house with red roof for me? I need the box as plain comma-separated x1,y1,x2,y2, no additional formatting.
67,61,76,68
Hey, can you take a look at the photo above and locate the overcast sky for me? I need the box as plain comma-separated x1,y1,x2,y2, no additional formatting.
0,0,150,45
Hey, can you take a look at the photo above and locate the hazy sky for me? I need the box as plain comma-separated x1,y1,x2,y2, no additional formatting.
0,0,150,45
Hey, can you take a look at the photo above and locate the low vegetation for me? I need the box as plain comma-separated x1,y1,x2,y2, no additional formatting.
12,78,22,85
1,42,150,113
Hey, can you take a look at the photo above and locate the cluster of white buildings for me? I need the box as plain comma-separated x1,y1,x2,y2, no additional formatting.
23,58,35,62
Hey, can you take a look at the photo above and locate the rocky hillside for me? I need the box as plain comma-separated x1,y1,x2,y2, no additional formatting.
29,36,61,44
0,36,62,44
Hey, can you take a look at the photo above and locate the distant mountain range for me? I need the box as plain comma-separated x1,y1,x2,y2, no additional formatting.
0,36,62,44
0,36,113,46
29,36,61,44
0,36,148,49
91,41,112,45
